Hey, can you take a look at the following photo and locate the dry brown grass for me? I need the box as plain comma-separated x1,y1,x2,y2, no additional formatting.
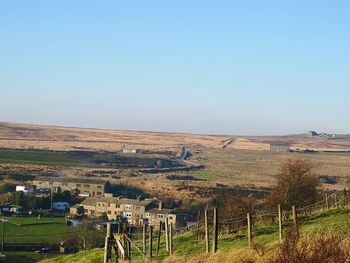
1,122,349,152
1,122,350,199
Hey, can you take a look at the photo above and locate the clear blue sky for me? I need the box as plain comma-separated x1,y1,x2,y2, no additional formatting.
1,1,349,135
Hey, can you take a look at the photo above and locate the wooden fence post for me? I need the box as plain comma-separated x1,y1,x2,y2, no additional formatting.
127,233,131,262
143,223,147,255
149,225,153,260
156,221,162,255
292,205,297,227
278,204,282,241
196,210,201,244
335,192,339,208
169,222,173,255
204,210,210,253
325,193,329,210
212,207,218,253
344,189,348,207
104,223,112,263
247,213,252,246
165,218,169,252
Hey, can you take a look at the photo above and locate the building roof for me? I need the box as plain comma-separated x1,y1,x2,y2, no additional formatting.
71,204,83,208
146,208,174,215
33,176,108,185
81,197,154,207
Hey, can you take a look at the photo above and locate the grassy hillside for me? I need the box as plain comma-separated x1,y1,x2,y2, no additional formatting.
0,216,104,244
0,150,97,167
40,208,350,263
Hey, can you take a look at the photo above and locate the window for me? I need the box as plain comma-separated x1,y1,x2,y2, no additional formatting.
157,214,164,219
108,210,111,214
84,184,90,188
97,192,102,196
126,213,132,218
146,213,151,218
76,184,81,187
97,185,102,189
38,181,43,185
61,182,68,186
125,205,132,210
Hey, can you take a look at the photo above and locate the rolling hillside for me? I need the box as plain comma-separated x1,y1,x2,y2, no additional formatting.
1,122,349,152
39,208,350,263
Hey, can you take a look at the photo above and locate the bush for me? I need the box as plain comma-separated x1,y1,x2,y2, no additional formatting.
268,159,320,210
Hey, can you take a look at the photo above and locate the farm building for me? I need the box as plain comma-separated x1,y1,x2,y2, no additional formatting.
269,143,290,153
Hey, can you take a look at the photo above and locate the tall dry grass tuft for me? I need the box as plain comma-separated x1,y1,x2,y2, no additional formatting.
268,229,350,263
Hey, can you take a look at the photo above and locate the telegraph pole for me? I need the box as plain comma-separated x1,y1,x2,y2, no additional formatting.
0,219,8,257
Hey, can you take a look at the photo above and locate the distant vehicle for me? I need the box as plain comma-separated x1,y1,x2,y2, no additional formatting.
10,207,21,214
78,192,90,197
35,247,50,253
16,185,32,193
52,202,70,211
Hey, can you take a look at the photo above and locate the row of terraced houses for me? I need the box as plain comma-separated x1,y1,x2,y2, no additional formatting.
33,176,189,228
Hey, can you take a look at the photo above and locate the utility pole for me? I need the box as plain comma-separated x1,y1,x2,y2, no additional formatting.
50,186,54,210
0,219,8,257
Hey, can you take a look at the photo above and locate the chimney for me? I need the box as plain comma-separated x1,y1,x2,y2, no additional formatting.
159,201,163,210
137,195,141,202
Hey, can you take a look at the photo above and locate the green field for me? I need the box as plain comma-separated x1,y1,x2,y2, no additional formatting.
0,150,98,167
40,208,350,263
0,216,103,244
2,251,61,263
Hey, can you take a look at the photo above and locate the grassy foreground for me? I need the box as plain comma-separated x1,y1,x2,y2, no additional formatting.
40,208,350,263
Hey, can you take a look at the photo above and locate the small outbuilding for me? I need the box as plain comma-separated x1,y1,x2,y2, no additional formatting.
269,143,290,153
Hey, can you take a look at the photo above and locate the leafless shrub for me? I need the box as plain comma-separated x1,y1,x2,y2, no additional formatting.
250,241,266,257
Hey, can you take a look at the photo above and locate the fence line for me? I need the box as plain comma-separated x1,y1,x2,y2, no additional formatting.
103,189,349,262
